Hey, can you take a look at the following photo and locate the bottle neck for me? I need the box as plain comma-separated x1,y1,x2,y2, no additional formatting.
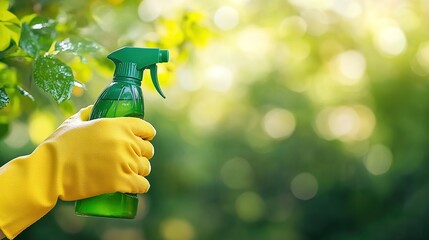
113,76,141,85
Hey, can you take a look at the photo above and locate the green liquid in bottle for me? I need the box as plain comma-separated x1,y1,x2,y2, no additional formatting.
75,82,145,218
75,192,138,218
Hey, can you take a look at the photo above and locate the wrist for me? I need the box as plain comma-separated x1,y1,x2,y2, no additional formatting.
28,141,61,203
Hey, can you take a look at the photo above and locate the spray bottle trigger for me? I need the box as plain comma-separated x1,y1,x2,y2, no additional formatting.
149,64,166,98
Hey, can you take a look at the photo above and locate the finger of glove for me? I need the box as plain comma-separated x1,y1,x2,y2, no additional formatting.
127,156,151,176
63,105,92,124
131,136,155,159
115,117,156,140
79,105,93,121
120,174,150,194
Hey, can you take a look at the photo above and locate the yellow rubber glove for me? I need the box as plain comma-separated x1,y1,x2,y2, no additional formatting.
0,106,156,239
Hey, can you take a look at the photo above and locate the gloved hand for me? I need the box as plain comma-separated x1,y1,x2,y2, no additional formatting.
0,105,156,239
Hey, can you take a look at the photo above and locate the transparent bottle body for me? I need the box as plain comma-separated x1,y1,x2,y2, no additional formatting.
75,80,144,218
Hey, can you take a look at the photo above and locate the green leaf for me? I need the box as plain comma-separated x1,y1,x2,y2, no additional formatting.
0,0,9,10
1,9,21,26
0,9,21,52
0,25,11,51
0,88,9,109
19,15,57,56
19,23,39,57
55,37,105,56
33,55,75,104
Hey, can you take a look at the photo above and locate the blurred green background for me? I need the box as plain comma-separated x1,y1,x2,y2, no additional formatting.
1,0,429,239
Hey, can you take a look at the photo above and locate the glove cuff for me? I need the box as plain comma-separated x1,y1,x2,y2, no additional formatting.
0,142,59,239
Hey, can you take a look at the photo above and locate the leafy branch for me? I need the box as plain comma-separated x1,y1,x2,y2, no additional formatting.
0,8,105,109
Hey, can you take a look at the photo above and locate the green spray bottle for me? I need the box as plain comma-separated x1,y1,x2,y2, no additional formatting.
74,46,169,218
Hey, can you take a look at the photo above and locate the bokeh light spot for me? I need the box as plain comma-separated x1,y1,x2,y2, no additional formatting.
160,218,195,240
102,228,143,240
291,172,318,200
29,111,56,144
289,0,330,10
220,157,253,189
415,42,429,74
214,6,239,30
231,0,251,4
289,41,311,62
336,50,366,85
328,106,359,138
364,144,393,175
262,108,296,139
205,65,234,92
236,191,265,221
178,67,203,91
4,121,29,149
374,23,407,56
315,105,376,142
91,4,116,32
189,96,225,130
138,0,162,22
331,0,362,18
279,16,308,37
55,205,85,234
237,26,272,57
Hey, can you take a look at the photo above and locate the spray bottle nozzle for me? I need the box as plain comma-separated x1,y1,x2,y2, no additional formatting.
159,50,169,63
108,47,169,98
